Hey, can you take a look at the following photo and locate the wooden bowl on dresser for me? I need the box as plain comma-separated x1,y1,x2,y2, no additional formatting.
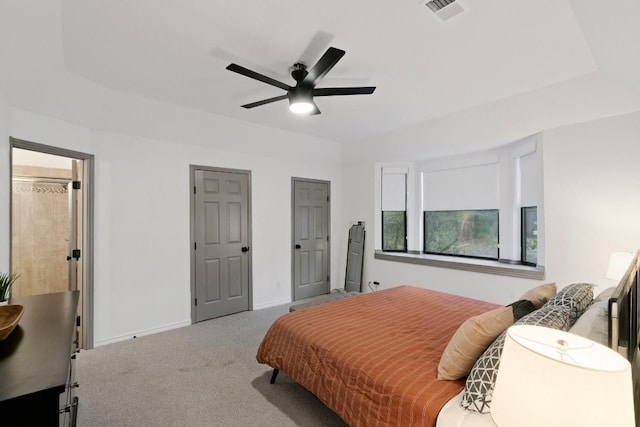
0,304,25,341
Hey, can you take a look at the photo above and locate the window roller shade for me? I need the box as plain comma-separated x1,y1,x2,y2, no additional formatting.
382,169,407,211
520,152,537,207
422,162,499,211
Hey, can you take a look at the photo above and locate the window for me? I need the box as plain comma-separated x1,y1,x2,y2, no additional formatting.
381,167,407,251
424,209,499,259
421,157,500,259
521,207,537,265
375,134,543,272
382,211,406,251
519,149,539,265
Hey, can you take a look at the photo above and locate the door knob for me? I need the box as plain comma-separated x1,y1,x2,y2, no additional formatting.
241,246,250,252
295,244,301,249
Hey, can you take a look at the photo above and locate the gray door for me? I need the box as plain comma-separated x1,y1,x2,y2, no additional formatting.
194,169,250,322
292,179,330,301
345,222,365,292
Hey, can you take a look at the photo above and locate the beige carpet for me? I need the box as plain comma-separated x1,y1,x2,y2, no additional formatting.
75,305,347,427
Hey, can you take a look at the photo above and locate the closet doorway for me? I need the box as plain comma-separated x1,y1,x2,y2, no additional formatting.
291,178,330,301
10,138,94,349
190,166,252,322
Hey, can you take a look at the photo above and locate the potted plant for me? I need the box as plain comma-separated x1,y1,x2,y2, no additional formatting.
0,272,20,305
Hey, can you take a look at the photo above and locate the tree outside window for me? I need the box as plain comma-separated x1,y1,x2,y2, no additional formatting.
382,211,406,251
522,207,537,265
424,210,499,259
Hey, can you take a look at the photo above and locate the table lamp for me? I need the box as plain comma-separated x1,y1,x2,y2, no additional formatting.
491,325,634,427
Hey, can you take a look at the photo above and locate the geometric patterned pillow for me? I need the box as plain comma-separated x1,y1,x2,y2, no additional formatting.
543,283,594,327
460,305,571,413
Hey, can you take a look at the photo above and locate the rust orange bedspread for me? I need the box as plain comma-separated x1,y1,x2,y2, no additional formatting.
256,286,500,427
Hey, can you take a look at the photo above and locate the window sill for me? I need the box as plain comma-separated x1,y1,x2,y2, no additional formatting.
374,250,545,280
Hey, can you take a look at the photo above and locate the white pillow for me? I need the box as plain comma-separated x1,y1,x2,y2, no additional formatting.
594,286,616,303
569,300,608,346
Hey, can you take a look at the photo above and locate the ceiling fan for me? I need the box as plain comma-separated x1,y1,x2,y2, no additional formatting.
226,47,376,115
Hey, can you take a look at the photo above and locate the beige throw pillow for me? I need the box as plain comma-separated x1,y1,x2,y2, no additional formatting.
520,282,557,309
437,306,514,380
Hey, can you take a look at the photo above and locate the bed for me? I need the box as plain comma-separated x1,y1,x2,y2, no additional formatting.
257,251,640,426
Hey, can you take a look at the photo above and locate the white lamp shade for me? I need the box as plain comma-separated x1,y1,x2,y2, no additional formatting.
491,325,634,427
607,252,634,280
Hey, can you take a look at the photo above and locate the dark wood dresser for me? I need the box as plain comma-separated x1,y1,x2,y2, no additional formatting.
0,291,79,427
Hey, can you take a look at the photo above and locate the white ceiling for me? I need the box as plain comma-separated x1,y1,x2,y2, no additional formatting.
0,0,638,143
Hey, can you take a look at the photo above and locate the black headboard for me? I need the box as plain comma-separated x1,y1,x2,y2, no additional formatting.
605,251,639,425
608,249,639,365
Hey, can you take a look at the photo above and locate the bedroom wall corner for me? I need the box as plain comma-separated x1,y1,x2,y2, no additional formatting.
0,91,9,272
338,161,376,289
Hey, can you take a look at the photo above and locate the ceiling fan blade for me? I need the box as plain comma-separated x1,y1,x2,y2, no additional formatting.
241,94,289,109
310,102,321,115
226,63,291,92
302,47,345,88
313,87,376,96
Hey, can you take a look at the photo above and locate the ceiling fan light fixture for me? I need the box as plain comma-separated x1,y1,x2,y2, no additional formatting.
288,87,314,114
289,99,314,114
226,46,376,115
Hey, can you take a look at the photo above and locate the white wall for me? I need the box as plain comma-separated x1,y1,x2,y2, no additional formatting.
7,101,343,346
543,111,640,292
0,90,9,272
341,79,640,305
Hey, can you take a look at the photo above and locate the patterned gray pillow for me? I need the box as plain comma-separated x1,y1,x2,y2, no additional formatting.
460,305,571,413
544,283,594,327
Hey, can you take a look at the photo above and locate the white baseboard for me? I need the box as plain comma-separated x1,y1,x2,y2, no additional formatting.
253,298,291,310
95,300,293,347
94,319,192,347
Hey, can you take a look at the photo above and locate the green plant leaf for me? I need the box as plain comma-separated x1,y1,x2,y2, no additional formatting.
0,272,21,301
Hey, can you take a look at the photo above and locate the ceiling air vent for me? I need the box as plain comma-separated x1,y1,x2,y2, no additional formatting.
422,0,465,21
